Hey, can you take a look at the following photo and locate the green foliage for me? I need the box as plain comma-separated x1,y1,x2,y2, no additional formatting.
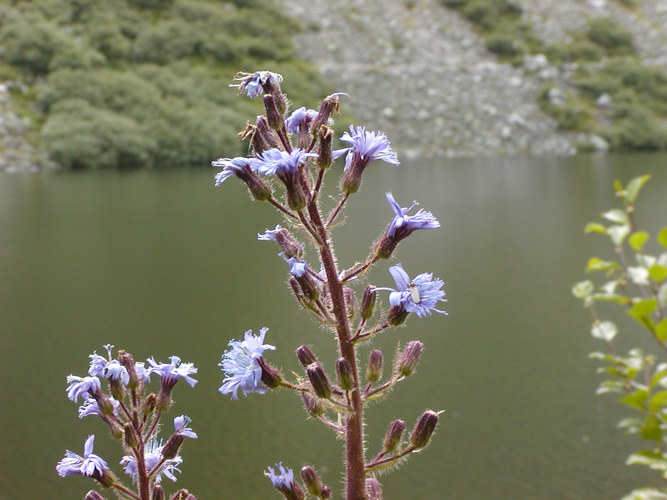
574,176,667,497
0,0,330,169
544,39,602,64
586,17,635,56
485,33,525,60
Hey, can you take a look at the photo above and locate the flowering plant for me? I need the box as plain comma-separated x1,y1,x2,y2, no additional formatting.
57,345,198,500
215,71,447,500
574,176,667,500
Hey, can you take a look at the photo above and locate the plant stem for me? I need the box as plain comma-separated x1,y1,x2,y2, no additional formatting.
308,200,366,500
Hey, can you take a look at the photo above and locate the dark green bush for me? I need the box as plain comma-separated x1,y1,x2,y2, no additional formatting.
87,23,132,62
462,0,522,30
131,20,195,63
485,33,525,59
601,105,667,150
545,40,602,63
0,18,63,75
586,17,635,56
41,99,155,169
438,0,470,7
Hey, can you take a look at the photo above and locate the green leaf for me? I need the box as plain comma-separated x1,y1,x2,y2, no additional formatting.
602,209,630,225
649,265,667,284
586,257,619,273
628,299,658,322
625,175,651,204
591,293,628,304
572,280,594,299
641,415,664,441
656,319,667,343
626,450,667,469
658,227,667,248
620,388,649,411
608,224,630,246
630,231,650,251
585,222,607,234
649,391,667,412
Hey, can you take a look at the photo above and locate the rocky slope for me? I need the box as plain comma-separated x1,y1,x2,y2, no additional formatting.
278,0,667,158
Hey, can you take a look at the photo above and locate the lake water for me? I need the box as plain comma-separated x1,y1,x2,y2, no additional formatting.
1,154,666,499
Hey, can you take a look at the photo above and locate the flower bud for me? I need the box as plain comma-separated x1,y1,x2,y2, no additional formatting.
317,126,333,169
109,377,125,401
360,286,376,320
301,391,324,416
382,419,405,453
366,349,383,383
307,363,332,399
85,491,107,500
341,159,364,194
310,94,340,136
300,465,326,497
152,485,165,500
93,391,116,416
257,357,283,389
365,477,383,500
92,467,116,488
387,305,409,326
320,486,332,499
296,345,318,368
169,489,194,500
162,433,185,460
336,357,354,391
285,181,308,212
397,341,423,377
118,350,138,391
410,410,439,449
256,115,280,151
264,94,284,131
107,418,124,439
289,277,309,308
142,393,157,416
271,227,302,259
123,422,138,448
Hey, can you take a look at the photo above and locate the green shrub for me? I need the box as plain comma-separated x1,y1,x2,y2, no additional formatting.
87,23,132,62
545,40,602,63
438,0,470,7
41,99,155,169
586,17,635,56
602,105,667,150
0,18,63,75
485,33,525,59
131,20,195,63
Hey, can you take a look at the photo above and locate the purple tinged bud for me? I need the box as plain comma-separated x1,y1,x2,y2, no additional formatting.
142,393,157,415
310,93,340,136
307,362,332,399
118,350,138,390
108,419,124,440
256,116,280,151
85,491,107,500
301,391,324,416
289,277,309,308
361,286,376,320
383,419,405,453
320,486,332,499
387,305,409,326
317,126,333,169
365,477,383,500
264,94,283,131
123,422,138,448
212,156,272,201
344,287,356,318
109,377,124,401
296,345,318,368
258,225,302,259
152,485,165,500
94,392,116,416
397,341,423,377
169,489,195,500
300,465,326,497
288,258,319,300
336,357,354,391
257,357,283,389
366,349,383,383
410,410,439,449
162,434,185,461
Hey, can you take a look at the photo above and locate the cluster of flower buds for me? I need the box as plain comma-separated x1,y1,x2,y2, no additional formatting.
57,345,198,500
214,70,448,499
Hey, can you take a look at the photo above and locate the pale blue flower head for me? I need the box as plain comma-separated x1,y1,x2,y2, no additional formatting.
230,71,282,99
147,356,198,388
78,397,120,418
254,148,315,178
212,157,255,187
219,327,276,400
287,257,308,278
286,107,318,134
121,438,182,484
174,415,198,439
266,462,304,499
57,435,109,479
335,125,399,171
385,193,440,238
134,361,151,385
66,375,102,402
382,264,447,317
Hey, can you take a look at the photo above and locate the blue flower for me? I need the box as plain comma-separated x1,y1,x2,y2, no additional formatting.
78,397,119,418
335,125,399,171
121,438,182,484
266,462,304,499
212,157,256,187
147,356,198,388
230,71,282,99
57,435,109,479
219,327,276,400
173,415,198,439
385,193,440,239
66,375,101,402
286,107,318,134
254,148,315,178
382,264,447,318
287,257,308,278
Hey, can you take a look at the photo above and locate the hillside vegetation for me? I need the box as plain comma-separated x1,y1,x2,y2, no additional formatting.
0,0,329,169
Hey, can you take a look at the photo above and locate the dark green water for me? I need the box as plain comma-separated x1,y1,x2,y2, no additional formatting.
1,154,666,499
